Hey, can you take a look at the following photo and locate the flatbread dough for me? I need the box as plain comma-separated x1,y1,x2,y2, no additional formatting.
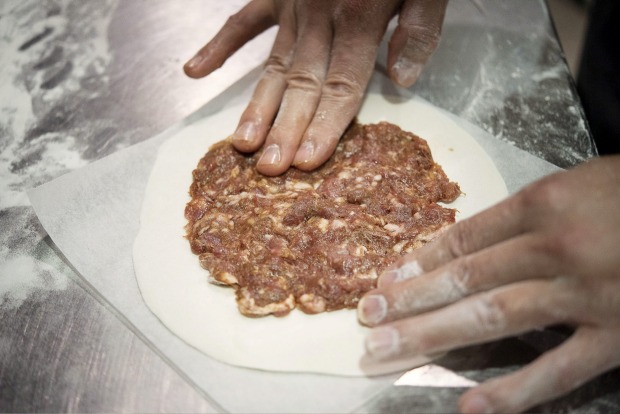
133,94,508,376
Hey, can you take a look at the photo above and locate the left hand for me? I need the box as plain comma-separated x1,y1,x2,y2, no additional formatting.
357,155,620,413
183,0,448,176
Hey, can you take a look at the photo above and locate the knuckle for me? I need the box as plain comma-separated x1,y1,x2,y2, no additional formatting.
472,293,507,335
518,176,564,217
527,223,581,270
539,232,573,264
264,54,290,77
445,221,473,259
225,11,247,31
449,257,474,296
515,176,587,266
322,72,365,100
286,69,323,93
404,25,442,57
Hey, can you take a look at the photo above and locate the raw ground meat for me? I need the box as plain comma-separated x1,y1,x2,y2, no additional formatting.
185,121,460,317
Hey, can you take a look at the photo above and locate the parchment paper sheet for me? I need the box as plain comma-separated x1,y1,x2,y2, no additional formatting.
29,68,561,413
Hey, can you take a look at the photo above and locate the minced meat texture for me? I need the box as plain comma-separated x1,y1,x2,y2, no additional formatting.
185,121,460,317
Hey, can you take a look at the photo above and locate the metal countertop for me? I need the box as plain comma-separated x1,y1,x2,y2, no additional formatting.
1,1,615,412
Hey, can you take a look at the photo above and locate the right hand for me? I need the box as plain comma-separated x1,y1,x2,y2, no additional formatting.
358,155,620,413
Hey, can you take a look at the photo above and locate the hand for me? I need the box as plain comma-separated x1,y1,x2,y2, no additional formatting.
357,155,620,413
184,0,448,176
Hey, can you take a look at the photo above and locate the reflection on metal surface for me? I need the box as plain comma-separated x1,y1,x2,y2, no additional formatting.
395,364,478,388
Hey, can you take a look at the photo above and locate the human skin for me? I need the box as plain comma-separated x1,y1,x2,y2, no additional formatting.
183,0,448,176
183,1,620,412
358,155,620,413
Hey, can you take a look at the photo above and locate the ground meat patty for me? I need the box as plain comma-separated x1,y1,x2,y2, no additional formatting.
185,121,460,317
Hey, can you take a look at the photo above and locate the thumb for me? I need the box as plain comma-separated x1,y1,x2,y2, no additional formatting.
388,0,448,88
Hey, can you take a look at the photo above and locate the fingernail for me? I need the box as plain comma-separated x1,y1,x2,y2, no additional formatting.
380,269,401,286
461,394,493,414
294,141,315,165
365,326,400,360
233,122,257,143
358,294,388,325
380,260,423,286
185,55,203,69
391,59,424,88
258,144,281,166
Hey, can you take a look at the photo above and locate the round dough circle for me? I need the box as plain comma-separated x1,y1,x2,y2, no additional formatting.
133,94,508,376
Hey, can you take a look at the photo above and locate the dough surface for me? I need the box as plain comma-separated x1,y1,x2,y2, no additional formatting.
133,94,508,376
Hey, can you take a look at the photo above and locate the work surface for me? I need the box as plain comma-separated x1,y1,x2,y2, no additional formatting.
1,0,617,412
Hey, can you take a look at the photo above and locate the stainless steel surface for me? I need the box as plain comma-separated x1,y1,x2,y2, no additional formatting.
0,0,615,412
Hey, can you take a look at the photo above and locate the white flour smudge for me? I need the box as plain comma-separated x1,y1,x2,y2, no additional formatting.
0,255,69,308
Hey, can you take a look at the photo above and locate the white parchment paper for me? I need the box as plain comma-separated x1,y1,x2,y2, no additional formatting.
28,68,561,413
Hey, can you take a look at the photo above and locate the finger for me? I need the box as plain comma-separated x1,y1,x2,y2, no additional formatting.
380,195,527,286
184,0,276,78
256,18,332,175
292,33,381,171
359,234,560,326
230,9,297,154
363,280,574,361
459,327,620,414
387,0,448,87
